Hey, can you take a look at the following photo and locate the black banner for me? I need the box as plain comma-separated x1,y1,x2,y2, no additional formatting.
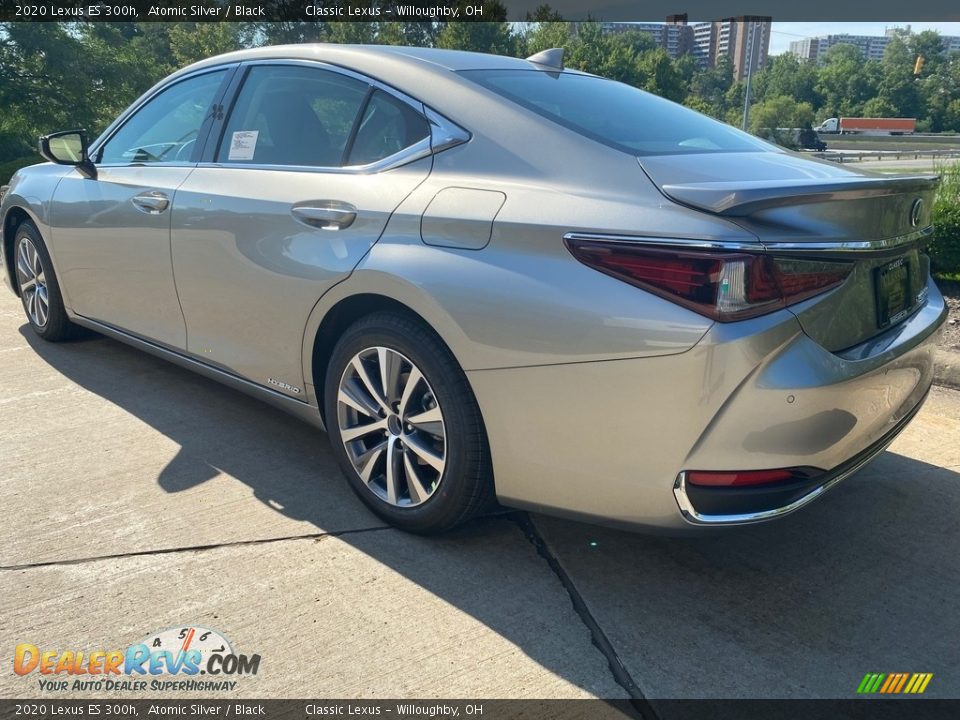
1,0,960,22
4,700,960,720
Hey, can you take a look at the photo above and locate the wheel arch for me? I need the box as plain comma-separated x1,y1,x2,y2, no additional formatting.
304,276,477,428
2,205,35,297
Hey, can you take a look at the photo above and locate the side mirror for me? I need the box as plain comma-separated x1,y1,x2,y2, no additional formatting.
38,129,96,179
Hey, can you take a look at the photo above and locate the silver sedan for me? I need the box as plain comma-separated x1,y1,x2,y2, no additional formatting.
0,44,946,532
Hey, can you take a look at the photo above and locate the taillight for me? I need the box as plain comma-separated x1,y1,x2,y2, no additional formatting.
564,238,852,322
686,469,805,487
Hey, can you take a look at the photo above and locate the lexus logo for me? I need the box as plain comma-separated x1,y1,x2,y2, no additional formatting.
910,198,924,228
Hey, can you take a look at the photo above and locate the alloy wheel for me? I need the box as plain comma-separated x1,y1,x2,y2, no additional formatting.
16,236,49,328
337,347,447,507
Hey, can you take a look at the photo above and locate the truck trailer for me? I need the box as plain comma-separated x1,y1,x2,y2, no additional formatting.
816,117,917,135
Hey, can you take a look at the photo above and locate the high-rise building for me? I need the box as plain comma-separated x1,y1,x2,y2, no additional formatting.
600,15,770,80
789,34,890,62
600,21,693,59
691,17,772,80
788,26,960,63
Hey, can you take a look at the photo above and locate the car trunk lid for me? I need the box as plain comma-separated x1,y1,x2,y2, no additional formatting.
638,152,938,352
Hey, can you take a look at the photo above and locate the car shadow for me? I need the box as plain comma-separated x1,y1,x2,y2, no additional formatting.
18,324,960,701
16,325,630,701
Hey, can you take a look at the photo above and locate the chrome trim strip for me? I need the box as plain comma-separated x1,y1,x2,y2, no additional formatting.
195,136,434,176
564,232,759,251
564,226,934,254
93,57,470,176
71,316,326,431
673,403,922,525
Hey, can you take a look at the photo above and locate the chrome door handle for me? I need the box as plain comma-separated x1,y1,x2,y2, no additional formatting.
291,203,357,231
132,191,170,214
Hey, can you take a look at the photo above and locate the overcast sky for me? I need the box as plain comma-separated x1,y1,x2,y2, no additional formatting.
769,22,960,54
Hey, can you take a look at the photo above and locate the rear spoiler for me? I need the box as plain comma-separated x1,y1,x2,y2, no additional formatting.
660,175,940,216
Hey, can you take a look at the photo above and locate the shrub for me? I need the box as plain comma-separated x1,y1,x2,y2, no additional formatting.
930,162,960,275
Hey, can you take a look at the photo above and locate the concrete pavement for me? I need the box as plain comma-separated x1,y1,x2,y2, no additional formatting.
1,288,959,701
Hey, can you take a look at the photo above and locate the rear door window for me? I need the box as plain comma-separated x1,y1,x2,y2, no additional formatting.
346,90,431,166
217,65,369,167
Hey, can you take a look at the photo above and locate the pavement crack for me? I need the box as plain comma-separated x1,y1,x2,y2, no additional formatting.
0,525,391,571
512,513,659,720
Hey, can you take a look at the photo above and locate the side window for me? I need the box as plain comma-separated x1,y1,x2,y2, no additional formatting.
98,70,227,165
347,90,431,166
217,65,368,167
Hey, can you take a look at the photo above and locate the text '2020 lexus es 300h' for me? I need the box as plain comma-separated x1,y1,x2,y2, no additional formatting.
0,45,947,533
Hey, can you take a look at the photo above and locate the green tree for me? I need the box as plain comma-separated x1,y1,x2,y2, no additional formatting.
749,95,815,133
168,23,253,66
875,34,922,120
753,53,820,108
816,43,881,119
686,55,734,120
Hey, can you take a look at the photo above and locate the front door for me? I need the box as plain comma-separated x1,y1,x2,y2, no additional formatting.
49,68,230,348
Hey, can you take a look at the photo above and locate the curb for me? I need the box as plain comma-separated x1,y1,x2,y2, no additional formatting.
934,349,960,391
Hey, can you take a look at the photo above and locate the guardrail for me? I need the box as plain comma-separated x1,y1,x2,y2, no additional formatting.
813,149,960,163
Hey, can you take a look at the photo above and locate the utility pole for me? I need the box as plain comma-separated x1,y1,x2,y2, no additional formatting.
742,20,757,131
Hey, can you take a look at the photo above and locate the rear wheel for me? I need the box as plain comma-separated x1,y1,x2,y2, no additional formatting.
14,221,76,341
324,311,493,533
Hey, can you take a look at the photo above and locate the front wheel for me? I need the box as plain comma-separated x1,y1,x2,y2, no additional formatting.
324,312,493,533
14,220,76,341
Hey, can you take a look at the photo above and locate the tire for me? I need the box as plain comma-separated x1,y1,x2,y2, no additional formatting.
13,220,76,341
324,311,494,533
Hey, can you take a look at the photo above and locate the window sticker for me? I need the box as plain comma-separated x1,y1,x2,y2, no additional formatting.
227,130,259,161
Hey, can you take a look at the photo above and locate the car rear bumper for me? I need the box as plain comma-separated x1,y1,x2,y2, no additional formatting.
468,276,947,531
674,387,929,525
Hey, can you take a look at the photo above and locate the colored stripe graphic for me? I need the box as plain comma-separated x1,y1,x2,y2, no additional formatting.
857,673,932,694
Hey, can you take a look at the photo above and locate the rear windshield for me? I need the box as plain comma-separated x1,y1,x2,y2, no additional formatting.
459,69,771,156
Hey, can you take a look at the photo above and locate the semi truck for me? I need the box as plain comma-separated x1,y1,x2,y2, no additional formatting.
815,117,916,135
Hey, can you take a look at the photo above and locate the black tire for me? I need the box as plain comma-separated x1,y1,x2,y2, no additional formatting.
13,220,76,341
324,311,494,533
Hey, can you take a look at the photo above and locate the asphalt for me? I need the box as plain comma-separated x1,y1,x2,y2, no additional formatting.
1,289,959,701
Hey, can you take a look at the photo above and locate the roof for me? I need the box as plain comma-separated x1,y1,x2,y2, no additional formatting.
177,43,538,78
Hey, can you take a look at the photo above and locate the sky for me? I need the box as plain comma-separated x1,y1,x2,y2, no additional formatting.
769,22,960,54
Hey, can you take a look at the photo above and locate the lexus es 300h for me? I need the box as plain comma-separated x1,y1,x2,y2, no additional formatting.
0,45,946,532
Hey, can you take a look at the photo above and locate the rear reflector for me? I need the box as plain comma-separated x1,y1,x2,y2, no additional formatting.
564,238,853,322
686,469,800,487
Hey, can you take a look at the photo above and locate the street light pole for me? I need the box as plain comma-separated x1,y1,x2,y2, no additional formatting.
742,20,756,131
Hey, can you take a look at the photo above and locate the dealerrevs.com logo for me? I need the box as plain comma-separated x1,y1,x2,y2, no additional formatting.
13,626,261,692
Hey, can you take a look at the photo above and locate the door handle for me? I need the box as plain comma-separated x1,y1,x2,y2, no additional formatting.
291,203,357,231
132,191,170,214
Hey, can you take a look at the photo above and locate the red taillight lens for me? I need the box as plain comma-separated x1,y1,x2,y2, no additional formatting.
686,469,798,487
564,239,852,322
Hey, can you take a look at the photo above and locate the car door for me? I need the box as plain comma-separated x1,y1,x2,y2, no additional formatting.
49,67,232,349
170,62,433,396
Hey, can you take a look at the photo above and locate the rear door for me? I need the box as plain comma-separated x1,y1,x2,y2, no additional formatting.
50,68,232,348
171,62,433,396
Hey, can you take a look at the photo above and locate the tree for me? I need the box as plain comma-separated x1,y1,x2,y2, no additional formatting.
749,95,815,134
753,53,820,108
875,34,922,120
636,47,685,102
523,21,575,57
168,23,254,66
686,55,734,120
